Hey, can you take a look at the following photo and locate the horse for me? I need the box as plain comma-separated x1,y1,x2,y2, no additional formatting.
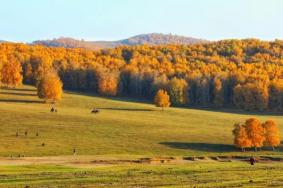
91,108,100,114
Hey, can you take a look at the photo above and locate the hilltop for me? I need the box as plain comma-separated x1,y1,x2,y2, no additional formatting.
32,33,207,49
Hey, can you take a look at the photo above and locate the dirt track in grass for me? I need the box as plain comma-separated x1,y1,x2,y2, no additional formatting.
0,155,281,168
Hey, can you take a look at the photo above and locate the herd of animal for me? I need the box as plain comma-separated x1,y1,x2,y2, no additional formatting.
50,107,100,114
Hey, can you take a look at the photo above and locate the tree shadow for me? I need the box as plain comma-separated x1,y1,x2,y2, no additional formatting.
183,106,283,116
66,91,283,116
98,107,154,112
0,99,43,104
65,91,152,105
1,88,36,92
160,142,235,152
0,92,37,96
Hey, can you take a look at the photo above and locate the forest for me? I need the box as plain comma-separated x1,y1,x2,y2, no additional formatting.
1,39,283,111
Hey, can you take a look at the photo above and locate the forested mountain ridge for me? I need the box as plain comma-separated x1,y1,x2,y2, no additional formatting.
1,39,283,111
117,33,207,45
33,37,101,50
32,33,207,50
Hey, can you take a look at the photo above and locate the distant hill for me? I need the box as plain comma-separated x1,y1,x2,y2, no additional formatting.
32,33,207,50
32,37,101,50
118,33,207,45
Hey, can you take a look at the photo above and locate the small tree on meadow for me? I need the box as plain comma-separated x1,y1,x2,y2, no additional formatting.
37,71,63,103
245,118,265,151
154,89,170,110
233,123,251,151
263,120,281,150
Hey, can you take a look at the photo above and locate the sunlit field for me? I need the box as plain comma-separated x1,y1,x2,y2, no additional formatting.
1,85,283,187
1,162,283,187
0,85,283,157
1,85,283,157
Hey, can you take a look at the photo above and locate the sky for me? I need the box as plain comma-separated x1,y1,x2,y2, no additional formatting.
0,0,283,42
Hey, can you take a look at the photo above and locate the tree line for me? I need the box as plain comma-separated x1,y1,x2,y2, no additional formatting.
1,39,283,110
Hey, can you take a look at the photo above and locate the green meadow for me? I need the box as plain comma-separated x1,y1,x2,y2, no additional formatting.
1,85,283,187
0,85,282,157
1,162,283,187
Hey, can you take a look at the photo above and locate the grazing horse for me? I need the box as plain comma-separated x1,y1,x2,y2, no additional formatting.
250,157,256,165
91,108,100,114
51,107,58,113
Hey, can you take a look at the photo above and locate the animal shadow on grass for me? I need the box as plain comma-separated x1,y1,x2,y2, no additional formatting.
0,99,43,104
0,92,37,97
98,107,154,112
160,142,235,152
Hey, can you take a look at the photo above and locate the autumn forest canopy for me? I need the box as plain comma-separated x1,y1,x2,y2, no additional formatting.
1,39,283,111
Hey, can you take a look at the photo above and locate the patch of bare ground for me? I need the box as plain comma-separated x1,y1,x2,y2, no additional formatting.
0,155,282,168
184,156,283,163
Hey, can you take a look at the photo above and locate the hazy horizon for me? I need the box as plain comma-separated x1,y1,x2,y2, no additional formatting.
1,0,283,42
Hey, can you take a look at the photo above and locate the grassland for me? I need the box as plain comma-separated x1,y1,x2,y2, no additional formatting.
1,162,283,187
0,85,283,157
1,85,283,187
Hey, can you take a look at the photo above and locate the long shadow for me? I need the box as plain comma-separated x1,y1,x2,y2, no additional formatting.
65,90,152,105
65,89,283,116
0,92,37,96
65,91,283,116
160,142,235,152
1,88,36,92
178,106,283,117
0,99,43,104
98,107,154,112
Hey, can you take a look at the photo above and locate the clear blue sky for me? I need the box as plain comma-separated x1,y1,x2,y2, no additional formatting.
1,0,283,42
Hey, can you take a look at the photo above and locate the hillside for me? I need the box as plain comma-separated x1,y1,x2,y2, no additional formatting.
0,85,282,157
32,33,207,49
2,40,283,112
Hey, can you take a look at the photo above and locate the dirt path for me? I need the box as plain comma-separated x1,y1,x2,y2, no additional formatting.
0,155,281,168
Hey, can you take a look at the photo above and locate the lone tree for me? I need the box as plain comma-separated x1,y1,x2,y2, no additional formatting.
263,120,281,150
37,71,63,103
1,57,23,88
233,123,251,151
154,89,170,110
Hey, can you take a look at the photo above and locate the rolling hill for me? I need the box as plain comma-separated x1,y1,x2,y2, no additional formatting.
32,33,207,50
1,85,283,187
0,85,282,157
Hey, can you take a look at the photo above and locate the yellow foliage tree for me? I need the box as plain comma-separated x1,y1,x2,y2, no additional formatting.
37,71,63,103
213,78,224,107
1,57,23,88
167,77,188,106
263,120,281,150
233,82,269,111
98,72,119,96
154,89,170,110
232,123,252,151
245,118,265,151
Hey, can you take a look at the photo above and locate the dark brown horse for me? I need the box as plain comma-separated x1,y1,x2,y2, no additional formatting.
91,108,100,114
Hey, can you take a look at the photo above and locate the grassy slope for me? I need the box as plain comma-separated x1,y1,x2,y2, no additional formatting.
1,162,283,187
0,85,283,157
